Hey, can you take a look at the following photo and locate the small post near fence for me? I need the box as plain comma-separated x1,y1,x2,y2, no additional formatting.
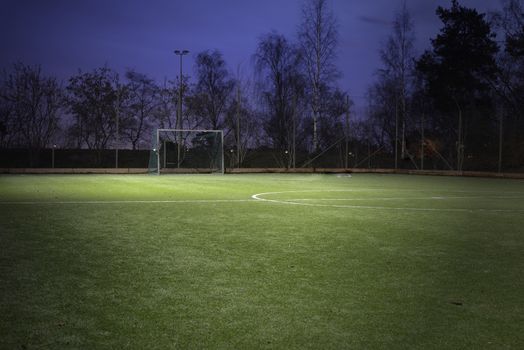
345,95,350,169
52,144,57,169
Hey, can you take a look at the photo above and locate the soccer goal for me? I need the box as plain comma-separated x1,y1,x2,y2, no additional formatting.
148,129,224,175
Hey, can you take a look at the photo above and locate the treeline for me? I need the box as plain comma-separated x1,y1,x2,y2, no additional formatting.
1,0,524,171
366,0,524,171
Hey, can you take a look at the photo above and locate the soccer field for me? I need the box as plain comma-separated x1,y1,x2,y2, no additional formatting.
1,173,524,349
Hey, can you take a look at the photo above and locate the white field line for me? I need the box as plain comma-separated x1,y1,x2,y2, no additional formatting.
0,199,254,205
287,196,524,201
251,191,524,212
255,188,524,195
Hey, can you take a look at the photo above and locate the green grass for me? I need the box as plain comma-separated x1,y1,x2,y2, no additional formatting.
1,173,523,349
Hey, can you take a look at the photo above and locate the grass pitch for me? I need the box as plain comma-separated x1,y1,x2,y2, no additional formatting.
1,173,523,349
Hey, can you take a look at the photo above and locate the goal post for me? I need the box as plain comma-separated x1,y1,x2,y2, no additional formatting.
148,129,224,175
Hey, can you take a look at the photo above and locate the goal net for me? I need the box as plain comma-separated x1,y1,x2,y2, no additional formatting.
148,129,224,174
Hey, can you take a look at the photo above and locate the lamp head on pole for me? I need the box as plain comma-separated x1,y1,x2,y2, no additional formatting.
174,49,189,56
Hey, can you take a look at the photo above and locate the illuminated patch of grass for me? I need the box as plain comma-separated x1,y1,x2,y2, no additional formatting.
1,174,523,349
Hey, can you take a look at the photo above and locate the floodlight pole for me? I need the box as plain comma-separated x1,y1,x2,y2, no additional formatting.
175,49,189,168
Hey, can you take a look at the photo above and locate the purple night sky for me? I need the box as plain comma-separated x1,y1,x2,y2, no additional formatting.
0,0,500,117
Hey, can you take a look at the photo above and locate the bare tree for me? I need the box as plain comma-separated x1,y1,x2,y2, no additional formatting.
492,0,524,169
364,4,416,169
122,69,158,150
153,78,178,130
492,1,524,113
254,32,306,167
498,0,524,57
189,50,234,130
0,63,62,164
0,79,16,148
298,0,339,151
66,67,119,152
180,79,208,130
380,2,416,164
224,65,259,167
365,77,398,152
